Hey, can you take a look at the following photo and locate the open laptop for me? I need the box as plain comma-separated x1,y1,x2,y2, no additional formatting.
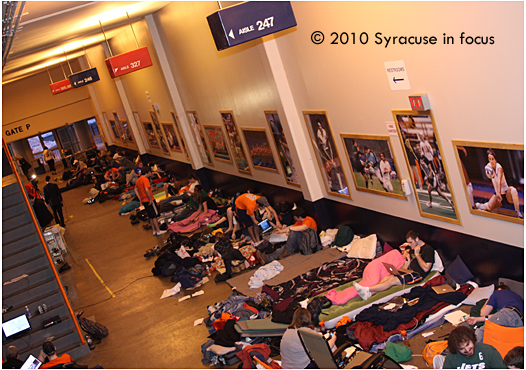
432,284,456,294
20,354,42,369
258,219,273,234
382,262,411,276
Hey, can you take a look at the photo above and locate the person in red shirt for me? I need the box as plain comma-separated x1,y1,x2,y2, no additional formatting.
134,166,166,236
38,341,74,369
258,207,317,263
25,179,42,199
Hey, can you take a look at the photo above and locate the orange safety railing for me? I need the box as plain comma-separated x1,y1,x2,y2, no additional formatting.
2,139,86,345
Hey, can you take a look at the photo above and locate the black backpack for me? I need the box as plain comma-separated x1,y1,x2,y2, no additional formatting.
299,228,322,255
78,315,108,344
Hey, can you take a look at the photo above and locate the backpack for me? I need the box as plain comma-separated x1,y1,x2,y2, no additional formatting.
307,296,332,325
78,316,109,344
299,228,322,255
422,340,448,367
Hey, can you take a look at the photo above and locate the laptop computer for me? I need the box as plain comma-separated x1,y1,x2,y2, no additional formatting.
20,354,42,369
382,262,411,276
432,284,456,294
258,219,273,234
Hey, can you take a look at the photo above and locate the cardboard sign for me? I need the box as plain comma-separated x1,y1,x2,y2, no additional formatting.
50,79,72,94
105,46,153,78
207,1,296,51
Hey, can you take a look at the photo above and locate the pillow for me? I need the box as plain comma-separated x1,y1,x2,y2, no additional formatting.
431,251,444,272
445,255,474,284
347,234,377,259
462,285,495,305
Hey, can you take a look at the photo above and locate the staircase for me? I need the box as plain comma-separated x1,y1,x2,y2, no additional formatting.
2,150,90,362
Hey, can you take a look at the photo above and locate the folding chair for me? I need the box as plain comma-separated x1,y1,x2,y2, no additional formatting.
483,320,524,358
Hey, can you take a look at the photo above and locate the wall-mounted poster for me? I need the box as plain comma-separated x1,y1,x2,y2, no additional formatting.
204,125,231,163
133,112,149,150
143,122,159,148
241,127,278,172
108,119,120,140
220,110,251,175
112,112,125,141
265,111,299,186
120,120,133,142
162,123,181,152
453,141,524,225
170,111,189,159
303,111,350,198
150,111,169,155
393,110,460,225
341,134,405,200
187,111,213,165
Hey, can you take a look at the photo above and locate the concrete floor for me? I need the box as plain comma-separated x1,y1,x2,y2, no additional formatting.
29,167,463,369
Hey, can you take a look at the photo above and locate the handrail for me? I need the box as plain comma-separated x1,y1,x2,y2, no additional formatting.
2,139,86,345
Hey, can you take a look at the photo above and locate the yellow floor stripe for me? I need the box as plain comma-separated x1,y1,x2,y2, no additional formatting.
85,258,116,298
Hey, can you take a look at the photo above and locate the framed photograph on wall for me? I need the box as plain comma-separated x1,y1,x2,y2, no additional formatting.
303,110,350,198
341,134,405,199
265,111,300,186
241,128,278,172
120,120,133,143
204,125,231,163
112,112,124,140
108,119,120,140
170,111,189,159
453,140,524,224
133,112,149,150
162,123,181,152
143,122,159,148
220,110,251,175
149,111,170,155
393,110,461,224
187,111,213,165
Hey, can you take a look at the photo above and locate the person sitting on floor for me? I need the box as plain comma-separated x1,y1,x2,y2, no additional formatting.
38,341,74,369
504,346,523,369
3,345,24,369
104,167,121,183
280,308,337,369
466,283,524,342
443,326,505,369
189,185,218,220
353,230,435,300
258,207,317,264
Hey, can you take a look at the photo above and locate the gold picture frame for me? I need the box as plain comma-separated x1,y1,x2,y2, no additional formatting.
220,110,251,175
303,110,351,198
241,127,279,173
341,134,406,200
187,111,213,165
393,109,461,225
204,125,231,163
170,111,189,159
453,140,524,225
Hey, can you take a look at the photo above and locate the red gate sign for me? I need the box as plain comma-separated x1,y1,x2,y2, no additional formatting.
50,79,72,94
105,46,153,78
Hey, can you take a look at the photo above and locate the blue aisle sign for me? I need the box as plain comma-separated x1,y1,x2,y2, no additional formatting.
207,1,296,51
69,68,100,88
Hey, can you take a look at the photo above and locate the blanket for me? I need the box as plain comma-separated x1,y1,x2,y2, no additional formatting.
168,209,220,234
325,249,405,305
262,257,367,303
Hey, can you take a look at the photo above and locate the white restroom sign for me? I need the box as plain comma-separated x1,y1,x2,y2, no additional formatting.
384,60,411,91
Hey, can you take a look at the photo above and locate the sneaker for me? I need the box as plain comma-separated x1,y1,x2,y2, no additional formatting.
517,211,523,219
256,250,268,265
426,201,432,208
156,230,167,235
152,231,157,236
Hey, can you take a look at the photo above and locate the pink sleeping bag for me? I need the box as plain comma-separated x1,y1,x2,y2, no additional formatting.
325,249,405,305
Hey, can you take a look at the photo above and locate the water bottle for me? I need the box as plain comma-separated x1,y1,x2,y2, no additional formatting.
25,306,32,319
206,266,211,276
400,330,410,346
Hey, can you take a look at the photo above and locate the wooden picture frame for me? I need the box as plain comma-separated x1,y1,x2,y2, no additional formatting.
393,109,461,225
341,134,406,199
303,110,351,198
112,112,124,140
170,111,189,159
452,140,524,225
187,111,213,165
265,111,300,186
149,111,169,154
204,125,231,163
241,127,278,172
133,111,149,150
162,123,181,152
220,110,251,175
143,122,159,148
120,120,133,142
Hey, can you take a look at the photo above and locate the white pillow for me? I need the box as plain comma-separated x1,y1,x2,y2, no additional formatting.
346,234,377,259
462,285,495,305
431,251,444,272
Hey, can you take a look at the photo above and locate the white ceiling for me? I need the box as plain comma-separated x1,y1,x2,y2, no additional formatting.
3,1,170,84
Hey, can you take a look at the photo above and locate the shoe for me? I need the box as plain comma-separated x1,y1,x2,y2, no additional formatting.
58,263,71,273
279,251,294,259
517,211,523,219
156,230,167,235
152,231,157,236
426,202,432,208
475,202,486,211
257,250,268,265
